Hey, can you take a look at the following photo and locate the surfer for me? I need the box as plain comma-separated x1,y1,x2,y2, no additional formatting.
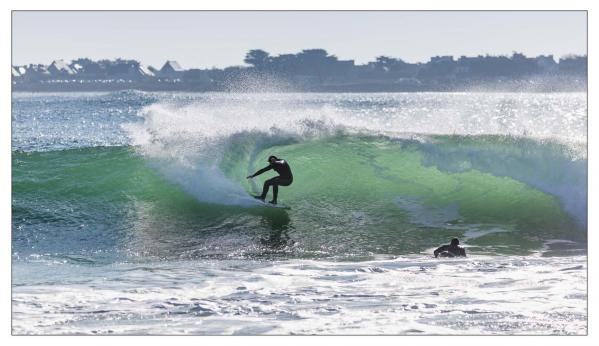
434,238,467,258
247,155,293,205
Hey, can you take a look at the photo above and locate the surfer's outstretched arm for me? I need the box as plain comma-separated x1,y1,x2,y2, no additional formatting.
434,245,449,258
247,165,272,179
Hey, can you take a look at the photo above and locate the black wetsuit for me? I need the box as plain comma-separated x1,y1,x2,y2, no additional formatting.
251,159,293,203
434,244,466,258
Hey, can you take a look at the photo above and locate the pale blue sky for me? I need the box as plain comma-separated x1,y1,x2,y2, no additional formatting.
12,11,587,69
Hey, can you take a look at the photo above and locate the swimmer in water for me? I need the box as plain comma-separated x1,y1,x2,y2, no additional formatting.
434,238,466,258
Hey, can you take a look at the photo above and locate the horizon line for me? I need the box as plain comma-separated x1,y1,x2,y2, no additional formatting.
12,50,588,69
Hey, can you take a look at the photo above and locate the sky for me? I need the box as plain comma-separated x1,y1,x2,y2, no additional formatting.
12,11,587,69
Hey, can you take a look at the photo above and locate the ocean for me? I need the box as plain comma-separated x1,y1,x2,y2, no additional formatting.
11,91,587,334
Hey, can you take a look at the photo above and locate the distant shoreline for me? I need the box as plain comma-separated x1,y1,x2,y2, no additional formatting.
12,50,587,94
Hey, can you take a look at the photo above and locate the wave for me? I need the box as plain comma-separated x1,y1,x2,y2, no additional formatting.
12,93,588,259
121,98,587,226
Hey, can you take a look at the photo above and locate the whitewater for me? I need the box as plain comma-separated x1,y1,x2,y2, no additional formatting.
12,91,587,334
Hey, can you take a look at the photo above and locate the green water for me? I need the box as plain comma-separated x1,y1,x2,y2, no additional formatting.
12,135,585,261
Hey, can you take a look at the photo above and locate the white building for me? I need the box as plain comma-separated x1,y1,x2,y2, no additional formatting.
159,60,184,78
48,60,76,76
138,64,155,77
127,64,155,80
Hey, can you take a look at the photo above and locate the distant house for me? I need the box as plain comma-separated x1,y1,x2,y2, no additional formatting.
48,60,76,76
127,64,155,80
12,66,21,78
159,60,184,78
70,63,84,74
147,66,159,75
23,64,51,81
139,65,155,77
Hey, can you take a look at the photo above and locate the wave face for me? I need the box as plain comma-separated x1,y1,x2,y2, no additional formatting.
12,92,587,261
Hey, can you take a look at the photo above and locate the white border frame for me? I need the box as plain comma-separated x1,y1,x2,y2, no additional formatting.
2,1,595,345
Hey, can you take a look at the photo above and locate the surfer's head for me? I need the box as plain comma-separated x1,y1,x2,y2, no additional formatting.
268,155,278,163
450,238,460,246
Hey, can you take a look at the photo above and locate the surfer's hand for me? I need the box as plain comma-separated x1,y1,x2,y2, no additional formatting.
246,175,253,179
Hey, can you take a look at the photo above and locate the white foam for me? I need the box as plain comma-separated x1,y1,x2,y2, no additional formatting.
12,255,587,335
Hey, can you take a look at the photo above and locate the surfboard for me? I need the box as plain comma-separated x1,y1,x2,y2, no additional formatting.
258,201,290,209
251,197,290,209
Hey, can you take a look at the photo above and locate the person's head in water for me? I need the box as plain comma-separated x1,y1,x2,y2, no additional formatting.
450,238,460,246
268,155,278,164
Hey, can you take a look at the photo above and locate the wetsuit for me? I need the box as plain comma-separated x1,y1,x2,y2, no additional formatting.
434,244,466,258
250,159,293,203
